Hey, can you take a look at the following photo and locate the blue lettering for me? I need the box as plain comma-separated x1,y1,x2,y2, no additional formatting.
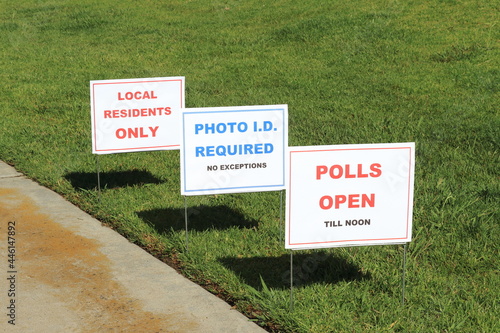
216,123,226,133
216,146,227,156
194,143,275,157
206,146,215,156
205,123,215,134
238,122,248,133
227,122,237,132
227,145,238,155
193,122,249,135
263,121,273,131
244,144,253,154
195,146,205,157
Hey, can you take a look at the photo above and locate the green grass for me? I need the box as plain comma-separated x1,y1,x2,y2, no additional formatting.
1,0,499,331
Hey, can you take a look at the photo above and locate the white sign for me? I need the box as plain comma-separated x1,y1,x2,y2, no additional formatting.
90,77,185,154
181,105,288,195
286,142,415,250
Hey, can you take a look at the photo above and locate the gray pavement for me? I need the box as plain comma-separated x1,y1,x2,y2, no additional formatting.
0,161,266,332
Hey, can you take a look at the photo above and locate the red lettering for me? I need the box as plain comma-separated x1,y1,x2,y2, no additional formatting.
316,164,382,179
149,126,159,137
319,193,375,209
319,196,333,210
362,193,375,207
104,110,111,118
115,127,159,139
316,166,328,180
369,163,382,177
118,91,158,100
334,195,347,209
357,164,368,178
116,128,126,139
345,165,356,178
329,165,343,179
164,107,171,115
348,194,360,208
129,127,138,138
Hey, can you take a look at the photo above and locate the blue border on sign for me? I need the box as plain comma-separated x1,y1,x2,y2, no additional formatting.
182,108,287,194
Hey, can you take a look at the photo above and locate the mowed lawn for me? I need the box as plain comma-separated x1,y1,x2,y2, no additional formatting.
0,0,498,331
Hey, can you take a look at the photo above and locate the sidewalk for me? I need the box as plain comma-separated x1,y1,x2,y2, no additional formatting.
0,161,266,332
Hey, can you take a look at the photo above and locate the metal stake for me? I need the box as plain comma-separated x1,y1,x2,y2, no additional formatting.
184,196,189,253
280,190,284,244
290,251,294,311
96,155,101,204
401,243,408,305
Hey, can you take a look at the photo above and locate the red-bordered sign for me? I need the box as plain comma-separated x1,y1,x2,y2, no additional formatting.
286,143,415,249
90,77,184,154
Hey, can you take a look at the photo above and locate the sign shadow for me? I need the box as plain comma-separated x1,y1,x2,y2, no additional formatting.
137,205,259,232
64,170,163,190
219,252,370,290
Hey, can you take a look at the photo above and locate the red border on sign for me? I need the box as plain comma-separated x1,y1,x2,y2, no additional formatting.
287,146,414,247
91,79,184,153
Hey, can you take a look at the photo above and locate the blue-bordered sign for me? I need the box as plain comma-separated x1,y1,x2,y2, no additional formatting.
181,105,288,195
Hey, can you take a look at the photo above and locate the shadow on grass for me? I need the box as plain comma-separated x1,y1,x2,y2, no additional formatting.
64,170,163,190
137,205,259,232
219,252,370,290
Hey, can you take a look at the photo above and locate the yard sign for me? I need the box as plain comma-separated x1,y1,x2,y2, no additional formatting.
90,77,184,154
181,105,288,195
286,142,415,249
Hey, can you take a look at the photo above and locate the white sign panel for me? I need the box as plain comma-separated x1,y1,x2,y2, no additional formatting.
286,142,415,250
181,105,288,195
90,77,185,154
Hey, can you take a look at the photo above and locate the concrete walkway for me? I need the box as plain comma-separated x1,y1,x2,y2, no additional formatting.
0,161,266,332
